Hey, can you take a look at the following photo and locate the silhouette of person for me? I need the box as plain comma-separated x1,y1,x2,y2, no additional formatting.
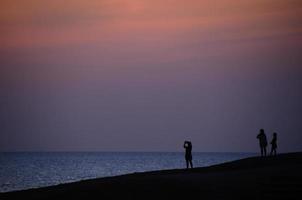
257,129,268,156
183,141,193,169
270,132,278,156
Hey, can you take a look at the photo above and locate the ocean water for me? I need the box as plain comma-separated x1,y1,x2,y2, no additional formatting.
0,152,255,193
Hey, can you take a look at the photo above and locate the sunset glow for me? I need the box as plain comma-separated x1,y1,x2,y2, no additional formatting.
1,0,302,152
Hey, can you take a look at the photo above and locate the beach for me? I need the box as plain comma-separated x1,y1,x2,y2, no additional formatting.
1,152,301,200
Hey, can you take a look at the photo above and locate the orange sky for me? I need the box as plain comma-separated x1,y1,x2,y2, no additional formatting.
1,0,301,84
1,0,301,49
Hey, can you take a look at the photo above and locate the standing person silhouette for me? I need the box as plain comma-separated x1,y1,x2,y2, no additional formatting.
183,141,193,169
270,132,278,156
257,129,268,156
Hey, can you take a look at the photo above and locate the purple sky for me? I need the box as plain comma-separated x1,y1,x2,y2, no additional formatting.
1,0,302,152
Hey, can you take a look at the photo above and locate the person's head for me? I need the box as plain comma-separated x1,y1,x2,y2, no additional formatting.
260,129,264,134
184,141,191,147
273,132,277,137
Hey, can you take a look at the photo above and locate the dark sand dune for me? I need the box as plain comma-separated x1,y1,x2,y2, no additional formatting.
1,153,302,200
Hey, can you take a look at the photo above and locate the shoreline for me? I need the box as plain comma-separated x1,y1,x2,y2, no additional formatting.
1,152,302,199
0,151,255,193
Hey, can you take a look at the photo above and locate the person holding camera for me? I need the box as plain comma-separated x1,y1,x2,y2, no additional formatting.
183,141,193,169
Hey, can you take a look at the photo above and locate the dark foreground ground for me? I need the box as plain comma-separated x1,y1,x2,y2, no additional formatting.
1,153,302,200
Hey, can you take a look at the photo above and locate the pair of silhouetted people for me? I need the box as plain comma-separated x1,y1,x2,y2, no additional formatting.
256,129,278,156
183,141,193,169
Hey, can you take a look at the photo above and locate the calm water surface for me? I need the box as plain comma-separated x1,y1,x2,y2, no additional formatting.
0,152,256,192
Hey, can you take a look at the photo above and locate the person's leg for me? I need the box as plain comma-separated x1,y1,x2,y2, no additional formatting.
264,147,267,156
261,147,264,156
186,160,189,169
189,160,193,168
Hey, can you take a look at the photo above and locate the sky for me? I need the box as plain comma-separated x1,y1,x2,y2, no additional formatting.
0,0,302,152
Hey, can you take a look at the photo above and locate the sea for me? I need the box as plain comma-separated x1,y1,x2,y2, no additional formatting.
0,152,256,193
